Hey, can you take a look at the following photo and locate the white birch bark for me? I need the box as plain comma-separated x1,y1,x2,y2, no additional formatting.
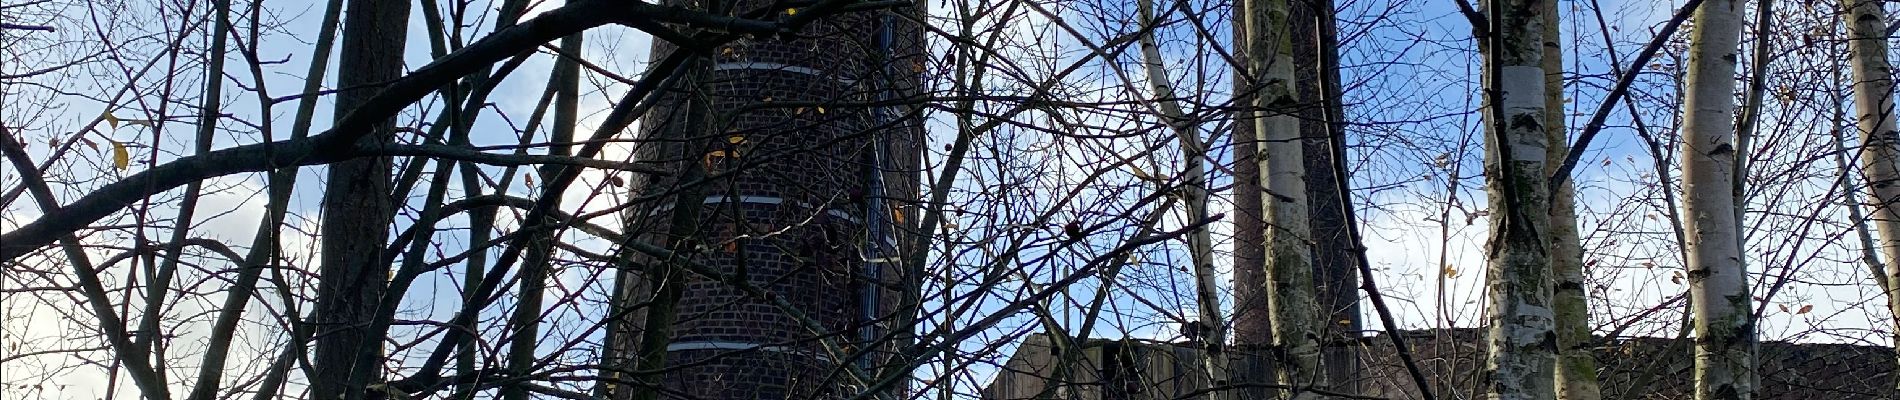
1543,2,1601,398
1679,0,1757,398
1135,0,1229,396
1247,0,1324,395
1843,0,1900,395
1480,0,1556,398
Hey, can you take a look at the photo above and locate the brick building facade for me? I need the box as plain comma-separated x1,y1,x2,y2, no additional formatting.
603,1,927,399
982,330,1898,399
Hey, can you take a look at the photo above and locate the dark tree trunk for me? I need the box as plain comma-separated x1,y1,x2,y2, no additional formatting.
313,0,410,398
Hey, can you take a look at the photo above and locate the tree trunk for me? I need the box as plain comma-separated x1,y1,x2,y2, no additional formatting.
1247,0,1325,395
1544,2,1602,398
1679,0,1757,398
1843,0,1900,395
624,59,712,400
1135,0,1228,394
501,31,584,400
313,0,410,398
1231,3,1273,397
1479,0,1556,398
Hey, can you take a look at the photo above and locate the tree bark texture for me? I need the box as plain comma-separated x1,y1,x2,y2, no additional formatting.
1248,0,1325,395
1480,0,1556,398
1680,0,1757,398
1543,1,1602,398
313,0,410,398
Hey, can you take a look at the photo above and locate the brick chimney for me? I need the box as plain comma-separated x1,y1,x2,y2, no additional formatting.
602,2,927,399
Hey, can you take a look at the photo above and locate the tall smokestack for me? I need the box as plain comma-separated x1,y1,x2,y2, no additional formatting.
602,2,927,399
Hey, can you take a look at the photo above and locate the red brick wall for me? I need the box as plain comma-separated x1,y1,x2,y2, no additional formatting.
606,1,927,398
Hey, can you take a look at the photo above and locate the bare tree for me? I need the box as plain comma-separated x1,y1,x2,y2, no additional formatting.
1842,0,1900,393
14,0,1900,399
1136,0,1229,394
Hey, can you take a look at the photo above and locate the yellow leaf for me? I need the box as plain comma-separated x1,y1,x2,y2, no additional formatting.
1442,265,1457,278
1797,304,1813,315
786,7,798,15
110,140,129,170
1338,319,1352,325
816,106,827,114
103,111,121,129
727,135,746,144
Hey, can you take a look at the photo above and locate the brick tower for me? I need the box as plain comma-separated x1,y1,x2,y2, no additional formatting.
603,1,925,399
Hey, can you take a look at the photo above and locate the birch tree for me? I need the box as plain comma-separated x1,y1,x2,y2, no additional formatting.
1679,0,1757,397
1247,0,1325,395
1479,0,1556,397
1842,0,1900,393
1137,0,1228,393
1544,0,1601,397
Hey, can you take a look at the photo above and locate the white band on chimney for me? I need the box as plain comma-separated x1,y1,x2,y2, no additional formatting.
666,340,824,359
713,62,858,86
644,195,863,225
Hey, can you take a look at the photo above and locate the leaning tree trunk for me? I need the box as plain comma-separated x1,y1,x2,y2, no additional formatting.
1479,0,1556,398
1247,0,1325,396
1680,0,1757,398
1135,0,1228,394
1543,1,1602,398
312,0,410,398
1843,0,1900,394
